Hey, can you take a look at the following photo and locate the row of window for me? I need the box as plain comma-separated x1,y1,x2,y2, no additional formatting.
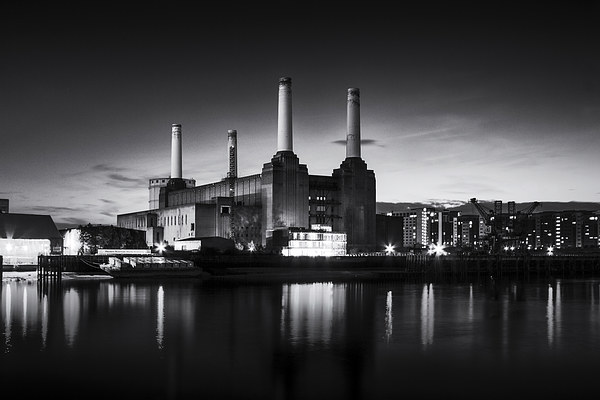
162,214,189,226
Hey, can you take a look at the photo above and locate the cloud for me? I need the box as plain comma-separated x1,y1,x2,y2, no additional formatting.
107,173,142,183
92,163,122,172
424,199,468,208
331,139,381,146
28,205,82,214
54,217,95,229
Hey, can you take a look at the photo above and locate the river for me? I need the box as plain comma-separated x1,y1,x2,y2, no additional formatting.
2,272,600,399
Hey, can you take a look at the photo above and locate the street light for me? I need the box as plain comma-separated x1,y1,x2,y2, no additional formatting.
155,242,166,254
427,243,447,257
385,244,395,255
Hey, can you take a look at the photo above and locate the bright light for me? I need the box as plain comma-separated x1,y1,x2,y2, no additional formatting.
248,241,256,252
385,244,395,255
547,246,554,256
504,246,509,251
427,243,447,257
155,243,166,253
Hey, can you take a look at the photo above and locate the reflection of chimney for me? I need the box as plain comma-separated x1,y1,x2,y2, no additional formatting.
346,88,361,158
277,77,293,152
170,124,182,178
227,129,237,178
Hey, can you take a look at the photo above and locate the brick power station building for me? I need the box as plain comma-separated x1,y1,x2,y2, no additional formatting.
117,78,376,254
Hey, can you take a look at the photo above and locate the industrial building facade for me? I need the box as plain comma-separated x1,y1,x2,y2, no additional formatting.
117,78,376,253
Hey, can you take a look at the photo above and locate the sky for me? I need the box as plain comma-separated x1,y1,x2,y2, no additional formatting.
2,2,599,227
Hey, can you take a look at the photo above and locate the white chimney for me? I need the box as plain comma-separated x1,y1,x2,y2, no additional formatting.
346,88,361,158
170,124,182,178
277,77,293,152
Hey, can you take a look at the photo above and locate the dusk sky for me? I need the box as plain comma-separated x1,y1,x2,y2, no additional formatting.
2,3,599,227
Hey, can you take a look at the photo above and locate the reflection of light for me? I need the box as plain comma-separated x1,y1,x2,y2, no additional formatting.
63,288,80,347
157,286,164,350
468,284,473,322
281,282,345,345
427,243,447,257
22,286,27,338
385,291,392,342
421,283,434,347
107,284,114,308
547,284,554,345
4,284,11,350
556,281,561,341
41,294,48,349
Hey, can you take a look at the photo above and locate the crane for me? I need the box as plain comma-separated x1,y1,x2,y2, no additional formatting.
469,198,541,254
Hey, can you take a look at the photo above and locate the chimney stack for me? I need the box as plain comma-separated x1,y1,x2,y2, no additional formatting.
346,88,361,159
227,129,238,178
277,77,293,152
170,124,182,179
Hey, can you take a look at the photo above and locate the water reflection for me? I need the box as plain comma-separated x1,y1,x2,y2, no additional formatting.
421,283,434,347
280,282,346,345
157,285,164,349
22,286,27,337
41,293,48,348
2,277,600,399
547,281,562,346
384,290,392,342
468,283,474,322
556,281,562,341
63,288,80,347
4,283,11,351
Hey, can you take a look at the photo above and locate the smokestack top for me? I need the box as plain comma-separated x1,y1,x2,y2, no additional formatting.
346,87,361,159
170,123,183,179
227,129,237,135
277,76,293,152
347,88,360,103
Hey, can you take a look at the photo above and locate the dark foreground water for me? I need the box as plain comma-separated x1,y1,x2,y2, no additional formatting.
2,273,600,399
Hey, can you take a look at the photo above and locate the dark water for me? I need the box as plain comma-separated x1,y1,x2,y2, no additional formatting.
2,274,600,399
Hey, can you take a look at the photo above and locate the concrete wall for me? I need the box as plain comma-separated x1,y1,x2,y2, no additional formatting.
261,151,309,245
167,174,262,207
333,158,376,252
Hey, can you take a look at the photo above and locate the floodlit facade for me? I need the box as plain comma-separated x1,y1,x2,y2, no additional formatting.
0,213,63,265
282,227,347,257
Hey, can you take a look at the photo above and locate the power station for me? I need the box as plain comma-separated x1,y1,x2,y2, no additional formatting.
117,77,376,254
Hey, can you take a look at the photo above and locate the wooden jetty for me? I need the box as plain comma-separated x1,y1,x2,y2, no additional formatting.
37,255,111,280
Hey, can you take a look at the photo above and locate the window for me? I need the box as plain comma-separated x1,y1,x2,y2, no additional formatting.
191,223,195,231
221,206,231,214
